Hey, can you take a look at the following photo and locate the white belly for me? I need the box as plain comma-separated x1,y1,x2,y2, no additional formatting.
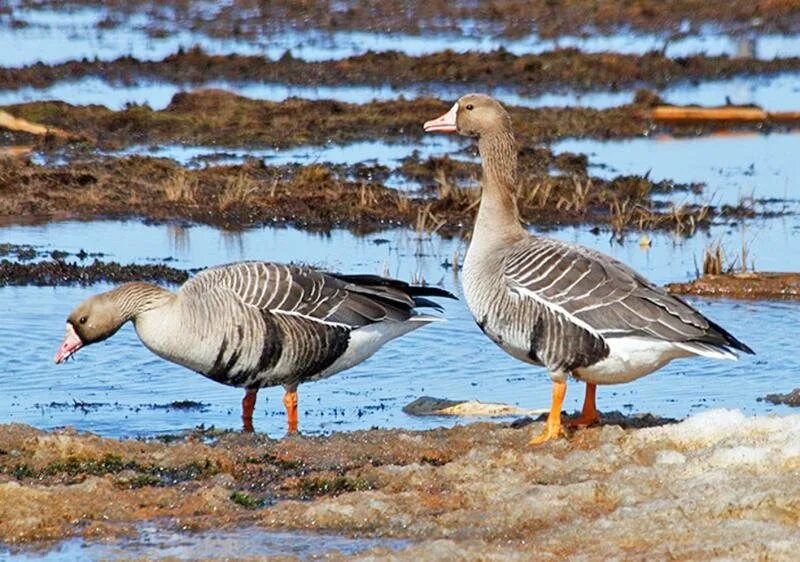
312,319,432,381
574,337,693,385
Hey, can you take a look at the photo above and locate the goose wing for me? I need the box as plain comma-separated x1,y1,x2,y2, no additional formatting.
180,262,453,384
184,262,450,328
503,237,752,356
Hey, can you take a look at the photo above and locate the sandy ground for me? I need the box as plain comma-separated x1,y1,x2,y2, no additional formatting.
2,410,800,559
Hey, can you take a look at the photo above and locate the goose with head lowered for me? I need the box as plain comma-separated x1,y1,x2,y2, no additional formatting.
424,94,754,444
54,261,455,433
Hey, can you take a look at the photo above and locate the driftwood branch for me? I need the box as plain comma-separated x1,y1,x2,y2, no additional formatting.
0,110,79,139
649,105,800,122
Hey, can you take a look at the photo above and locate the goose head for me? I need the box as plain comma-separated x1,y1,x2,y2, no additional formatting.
54,291,126,364
423,94,511,138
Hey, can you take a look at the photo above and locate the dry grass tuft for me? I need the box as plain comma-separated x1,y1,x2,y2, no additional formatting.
434,169,478,208
218,172,258,211
703,241,726,275
162,169,198,203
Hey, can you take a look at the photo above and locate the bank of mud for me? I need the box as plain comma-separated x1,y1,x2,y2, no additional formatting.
2,410,800,559
6,49,800,95
6,0,800,37
667,271,800,300
0,151,727,235
0,258,188,286
3,92,797,151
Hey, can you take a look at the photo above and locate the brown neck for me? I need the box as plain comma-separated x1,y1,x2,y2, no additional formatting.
474,129,525,246
108,282,174,322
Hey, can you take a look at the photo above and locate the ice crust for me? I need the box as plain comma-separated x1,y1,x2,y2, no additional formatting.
264,409,800,560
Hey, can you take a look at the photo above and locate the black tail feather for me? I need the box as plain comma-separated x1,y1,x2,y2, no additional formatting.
331,273,457,301
705,317,755,355
411,296,445,312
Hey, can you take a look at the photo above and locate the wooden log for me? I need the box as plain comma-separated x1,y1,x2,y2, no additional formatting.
0,110,78,139
650,105,800,122
651,106,767,121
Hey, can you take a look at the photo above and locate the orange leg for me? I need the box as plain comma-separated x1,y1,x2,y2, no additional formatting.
283,388,299,434
241,388,258,433
566,383,601,427
530,380,567,445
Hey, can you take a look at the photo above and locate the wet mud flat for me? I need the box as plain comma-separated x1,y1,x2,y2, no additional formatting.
6,0,800,37
2,410,800,559
667,271,800,300
8,49,800,95
0,148,734,236
4,92,799,150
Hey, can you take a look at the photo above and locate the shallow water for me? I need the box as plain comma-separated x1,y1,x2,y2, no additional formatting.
30,136,473,174
0,77,632,111
554,132,800,209
659,72,800,111
4,7,800,67
0,218,798,438
1,525,408,561
2,70,798,123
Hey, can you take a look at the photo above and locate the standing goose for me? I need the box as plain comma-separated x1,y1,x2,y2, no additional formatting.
424,94,753,444
54,261,455,433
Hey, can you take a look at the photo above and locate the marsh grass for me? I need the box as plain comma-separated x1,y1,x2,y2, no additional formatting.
700,234,754,277
163,169,197,203
218,172,258,210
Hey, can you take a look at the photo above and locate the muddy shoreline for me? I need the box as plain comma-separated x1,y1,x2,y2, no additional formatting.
2,410,800,559
5,49,800,95
0,258,188,286
667,271,800,300
4,91,798,152
7,0,800,37
0,152,733,235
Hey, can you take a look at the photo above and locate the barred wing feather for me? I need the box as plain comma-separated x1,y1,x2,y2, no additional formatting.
503,238,753,356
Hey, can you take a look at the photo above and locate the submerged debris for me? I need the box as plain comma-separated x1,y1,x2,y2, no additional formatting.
760,389,800,407
403,396,547,417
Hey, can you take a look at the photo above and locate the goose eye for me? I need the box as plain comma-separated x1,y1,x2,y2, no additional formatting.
79,316,87,324
465,104,474,110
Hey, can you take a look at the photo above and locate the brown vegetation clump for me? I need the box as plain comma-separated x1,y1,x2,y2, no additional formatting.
2,92,795,153
8,0,800,38
0,151,720,235
7,49,800,95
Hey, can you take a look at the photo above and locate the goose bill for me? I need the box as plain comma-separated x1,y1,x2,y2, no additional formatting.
54,323,83,364
423,102,458,133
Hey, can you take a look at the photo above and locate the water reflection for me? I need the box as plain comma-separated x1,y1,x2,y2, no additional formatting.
166,223,190,256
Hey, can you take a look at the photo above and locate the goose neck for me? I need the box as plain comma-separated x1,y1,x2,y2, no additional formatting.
110,282,174,322
474,130,525,244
